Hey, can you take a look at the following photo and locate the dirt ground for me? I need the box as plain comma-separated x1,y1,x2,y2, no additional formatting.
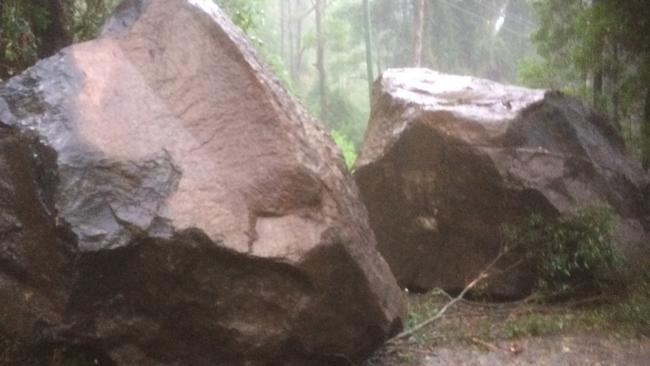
366,332,650,366
363,291,650,366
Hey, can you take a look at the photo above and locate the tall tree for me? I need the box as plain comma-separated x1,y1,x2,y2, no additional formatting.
315,0,327,123
32,0,72,58
645,88,650,169
590,0,605,107
529,0,650,167
279,0,286,60
362,0,374,99
411,0,425,67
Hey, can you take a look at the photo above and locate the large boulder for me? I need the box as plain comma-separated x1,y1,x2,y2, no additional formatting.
354,68,650,298
0,0,404,364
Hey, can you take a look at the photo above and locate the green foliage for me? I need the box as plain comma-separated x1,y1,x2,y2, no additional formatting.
325,88,367,144
540,205,617,296
0,0,124,80
502,204,618,298
403,289,447,345
0,0,43,78
529,0,650,163
372,0,536,82
331,130,357,168
216,0,266,34
516,56,583,96
71,0,121,42
259,48,294,91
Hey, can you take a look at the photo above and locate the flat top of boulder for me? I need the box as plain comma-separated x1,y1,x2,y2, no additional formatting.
359,68,546,166
379,69,545,121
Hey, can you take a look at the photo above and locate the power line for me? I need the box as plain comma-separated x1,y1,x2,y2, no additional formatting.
471,0,537,29
435,0,532,39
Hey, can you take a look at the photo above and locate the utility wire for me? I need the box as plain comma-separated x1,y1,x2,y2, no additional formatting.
470,0,537,29
435,0,532,39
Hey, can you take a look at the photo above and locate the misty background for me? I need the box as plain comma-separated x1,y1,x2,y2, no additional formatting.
240,0,539,165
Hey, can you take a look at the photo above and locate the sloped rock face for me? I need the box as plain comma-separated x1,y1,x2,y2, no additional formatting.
0,0,404,364
354,68,650,298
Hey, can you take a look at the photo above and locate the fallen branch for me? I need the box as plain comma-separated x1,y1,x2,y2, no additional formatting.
565,294,608,308
388,248,510,343
459,292,537,309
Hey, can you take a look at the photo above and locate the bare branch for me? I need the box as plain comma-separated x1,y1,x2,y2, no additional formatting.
388,246,514,343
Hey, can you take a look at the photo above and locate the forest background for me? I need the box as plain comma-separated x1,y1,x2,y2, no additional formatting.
1,0,648,168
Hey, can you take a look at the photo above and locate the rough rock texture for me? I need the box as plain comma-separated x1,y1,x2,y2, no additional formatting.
0,0,404,364
0,125,76,362
354,68,650,298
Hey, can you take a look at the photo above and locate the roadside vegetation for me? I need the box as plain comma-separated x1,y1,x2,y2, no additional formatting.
369,203,649,365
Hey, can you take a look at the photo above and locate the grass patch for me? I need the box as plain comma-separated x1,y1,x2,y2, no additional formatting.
401,282,649,345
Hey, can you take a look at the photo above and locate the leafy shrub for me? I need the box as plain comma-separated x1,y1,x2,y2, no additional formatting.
502,204,618,299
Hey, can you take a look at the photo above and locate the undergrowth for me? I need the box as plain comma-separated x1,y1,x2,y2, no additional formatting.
399,202,648,347
501,203,619,299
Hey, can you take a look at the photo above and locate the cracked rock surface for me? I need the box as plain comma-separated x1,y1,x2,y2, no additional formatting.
354,68,649,298
0,0,404,364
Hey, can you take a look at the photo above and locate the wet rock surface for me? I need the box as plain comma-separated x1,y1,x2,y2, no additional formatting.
0,125,74,359
0,0,404,364
354,68,650,298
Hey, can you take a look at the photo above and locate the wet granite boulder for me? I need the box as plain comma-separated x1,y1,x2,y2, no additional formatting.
0,0,404,364
354,68,650,298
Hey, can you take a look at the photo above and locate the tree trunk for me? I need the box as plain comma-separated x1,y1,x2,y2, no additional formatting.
642,86,650,170
295,11,303,82
610,43,621,131
0,0,8,79
411,0,426,67
593,66,603,107
315,0,327,124
591,0,604,108
33,0,72,58
279,0,286,62
288,0,297,84
363,0,374,100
